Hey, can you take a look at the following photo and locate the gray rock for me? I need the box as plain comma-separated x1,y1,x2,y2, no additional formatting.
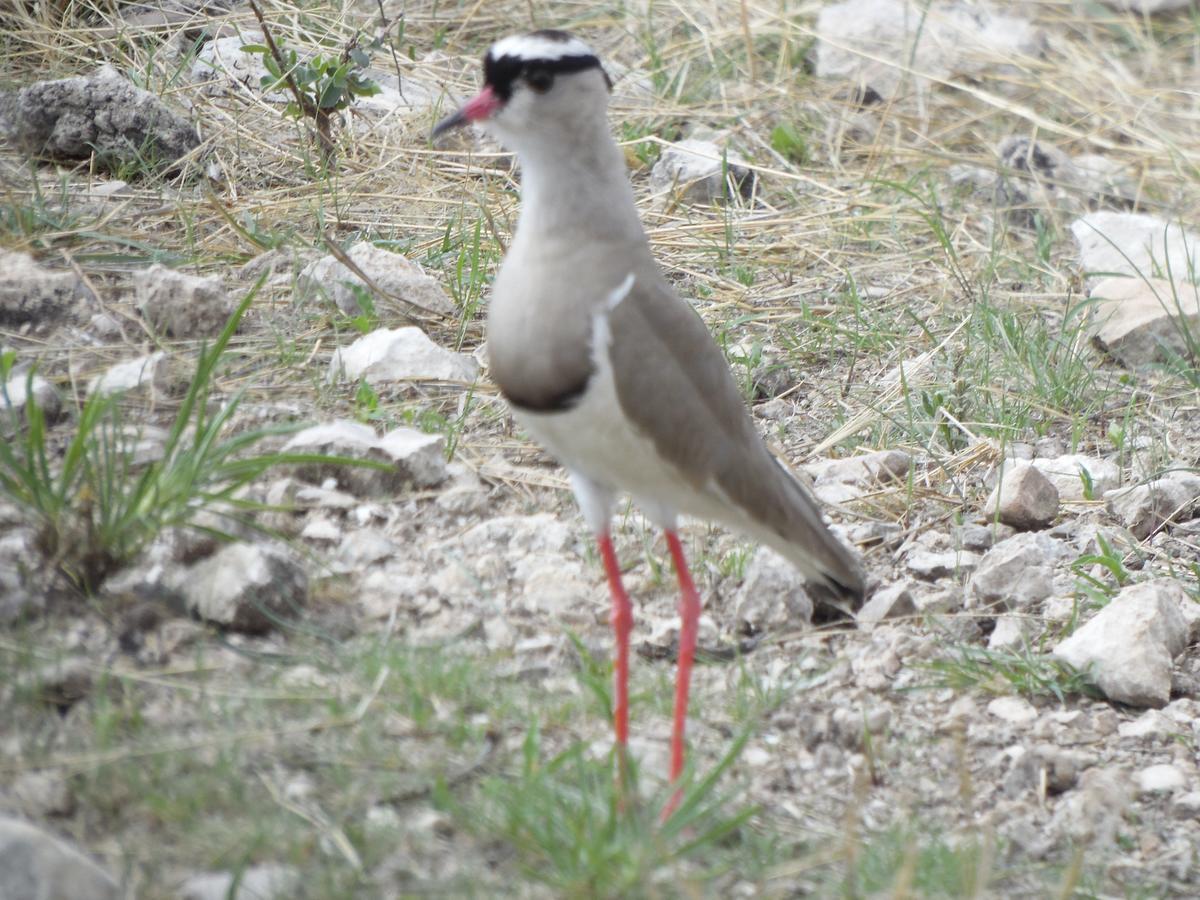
1054,580,1189,708
0,816,118,900
856,581,916,624
814,0,1043,100
1106,479,1195,538
1088,276,1200,368
181,542,308,633
282,419,447,496
376,426,448,488
298,243,455,318
905,548,979,580
86,351,167,397
954,522,1008,551
969,531,1065,610
0,64,199,172
0,249,91,325
135,264,232,338
649,138,754,204
1031,454,1120,501
1049,766,1131,847
179,863,300,900
982,462,1059,530
329,327,478,385
1173,791,1200,818
335,527,398,570
12,771,75,817
1135,763,1187,796
734,546,813,630
1071,212,1200,287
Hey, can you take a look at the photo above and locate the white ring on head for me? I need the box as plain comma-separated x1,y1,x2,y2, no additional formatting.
489,32,595,62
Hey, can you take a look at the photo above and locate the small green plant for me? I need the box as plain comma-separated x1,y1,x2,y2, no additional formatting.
454,722,758,898
244,1,380,158
770,121,810,165
0,281,380,591
1072,532,1133,606
917,644,1100,703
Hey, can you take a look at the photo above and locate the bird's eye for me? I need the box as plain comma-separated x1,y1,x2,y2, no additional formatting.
524,66,554,93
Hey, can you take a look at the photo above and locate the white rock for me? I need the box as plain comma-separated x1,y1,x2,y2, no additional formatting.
329,327,478,385
1053,580,1189,707
649,138,754,204
190,32,285,99
1105,479,1195,538
1071,212,1200,287
969,532,1065,610
461,514,573,555
519,556,593,617
1118,708,1175,740
179,864,300,900
988,614,1029,650
734,546,814,630
87,351,167,396
805,449,912,503
298,243,455,318
1,370,61,423
982,462,1059,530
354,71,446,117
1135,764,1187,796
1031,454,1120,501
0,815,118,900
282,419,447,496
299,517,341,542
987,695,1038,724
856,581,916,624
815,0,1043,100
181,542,308,634
1088,276,1200,368
135,264,232,338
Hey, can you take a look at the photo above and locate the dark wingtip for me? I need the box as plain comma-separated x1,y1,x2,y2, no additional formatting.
807,567,867,623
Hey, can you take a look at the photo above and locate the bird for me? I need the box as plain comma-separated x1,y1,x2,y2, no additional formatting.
433,29,865,811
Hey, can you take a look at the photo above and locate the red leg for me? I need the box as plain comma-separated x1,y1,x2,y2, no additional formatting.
663,530,701,818
598,534,633,752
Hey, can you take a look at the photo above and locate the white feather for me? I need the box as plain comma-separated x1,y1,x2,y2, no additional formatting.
490,33,595,62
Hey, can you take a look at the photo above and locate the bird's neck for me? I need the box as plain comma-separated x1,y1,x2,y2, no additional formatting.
512,128,645,249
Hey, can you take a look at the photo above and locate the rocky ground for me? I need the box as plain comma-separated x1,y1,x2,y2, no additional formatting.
1,0,1199,898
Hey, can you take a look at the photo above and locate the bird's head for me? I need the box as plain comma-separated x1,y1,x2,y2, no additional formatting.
432,30,612,151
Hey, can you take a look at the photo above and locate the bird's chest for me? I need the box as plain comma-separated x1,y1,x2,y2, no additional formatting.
487,258,599,412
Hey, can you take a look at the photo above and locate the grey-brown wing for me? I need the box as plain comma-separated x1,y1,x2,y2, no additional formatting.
607,271,864,602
